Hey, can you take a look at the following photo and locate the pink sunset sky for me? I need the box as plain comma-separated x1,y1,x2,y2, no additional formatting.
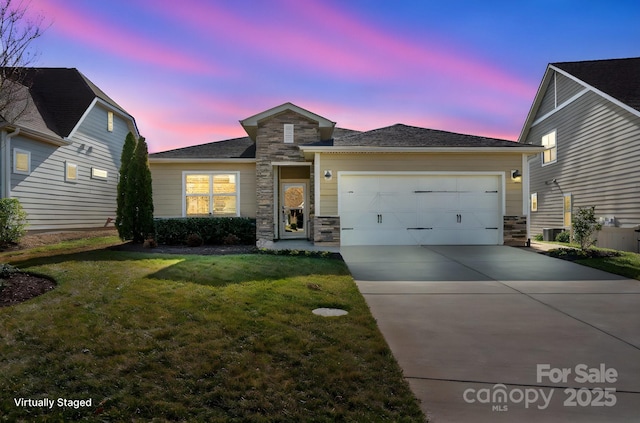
26,0,640,152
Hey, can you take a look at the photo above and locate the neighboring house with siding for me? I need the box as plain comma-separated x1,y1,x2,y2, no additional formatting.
519,57,640,251
0,68,139,231
150,102,542,247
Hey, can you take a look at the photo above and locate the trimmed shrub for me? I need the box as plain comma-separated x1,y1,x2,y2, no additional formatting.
154,217,256,245
555,231,570,243
0,198,28,248
533,234,544,241
186,233,204,247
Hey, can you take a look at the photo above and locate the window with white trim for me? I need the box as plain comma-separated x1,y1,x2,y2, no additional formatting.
541,130,557,165
107,111,114,132
13,149,30,174
184,172,239,216
531,193,538,212
563,194,572,227
92,168,108,180
65,162,78,182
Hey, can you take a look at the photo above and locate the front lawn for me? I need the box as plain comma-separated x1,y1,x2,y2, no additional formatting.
544,244,640,281
0,244,425,421
575,250,640,280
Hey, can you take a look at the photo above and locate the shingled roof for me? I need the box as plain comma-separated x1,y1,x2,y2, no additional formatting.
552,57,640,113
151,123,531,159
2,67,130,138
309,124,524,148
149,137,256,159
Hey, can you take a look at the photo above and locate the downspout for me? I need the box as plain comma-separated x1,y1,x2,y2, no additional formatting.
2,128,20,198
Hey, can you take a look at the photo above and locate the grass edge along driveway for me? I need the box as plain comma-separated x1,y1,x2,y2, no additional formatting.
0,242,426,422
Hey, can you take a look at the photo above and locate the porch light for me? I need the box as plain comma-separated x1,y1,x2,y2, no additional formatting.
511,169,522,183
324,170,332,181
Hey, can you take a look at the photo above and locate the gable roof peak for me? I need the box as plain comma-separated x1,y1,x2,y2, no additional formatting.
549,57,640,113
240,102,336,141
1,67,135,138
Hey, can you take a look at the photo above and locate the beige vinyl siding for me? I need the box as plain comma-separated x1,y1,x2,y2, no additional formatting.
10,104,131,230
527,86,640,237
150,162,257,218
316,153,524,216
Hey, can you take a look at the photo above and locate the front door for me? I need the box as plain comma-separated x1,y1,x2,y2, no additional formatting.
280,182,307,239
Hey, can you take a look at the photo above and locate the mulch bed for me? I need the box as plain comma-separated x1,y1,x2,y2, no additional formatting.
544,247,622,261
0,272,56,308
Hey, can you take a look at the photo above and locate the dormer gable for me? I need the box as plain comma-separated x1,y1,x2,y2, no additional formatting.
240,102,335,142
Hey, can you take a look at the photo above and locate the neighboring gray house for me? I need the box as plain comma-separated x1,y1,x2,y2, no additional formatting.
0,68,138,231
519,57,640,251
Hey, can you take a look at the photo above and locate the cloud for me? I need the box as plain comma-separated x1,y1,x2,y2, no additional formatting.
31,0,227,75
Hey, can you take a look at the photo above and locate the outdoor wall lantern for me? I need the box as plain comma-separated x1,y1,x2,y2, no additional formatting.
511,169,522,183
324,170,332,181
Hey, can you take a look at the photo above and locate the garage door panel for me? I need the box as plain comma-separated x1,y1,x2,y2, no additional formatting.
417,193,458,211
340,211,378,229
418,176,456,191
343,228,413,245
462,211,500,228
340,192,379,212
418,211,457,229
339,174,502,246
382,212,417,229
457,176,498,191
460,192,499,211
379,192,415,212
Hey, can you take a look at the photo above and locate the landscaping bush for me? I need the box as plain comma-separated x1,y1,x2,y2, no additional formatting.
573,206,602,250
0,198,28,248
186,233,204,247
533,233,544,241
154,217,256,245
555,231,571,243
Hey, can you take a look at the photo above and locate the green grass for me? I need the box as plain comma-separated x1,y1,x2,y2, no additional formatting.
0,243,426,421
0,235,122,262
575,250,640,280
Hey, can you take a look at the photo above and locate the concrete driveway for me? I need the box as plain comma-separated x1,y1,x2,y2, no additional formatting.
342,245,640,422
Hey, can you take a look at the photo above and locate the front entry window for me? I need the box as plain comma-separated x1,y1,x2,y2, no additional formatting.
281,183,306,238
184,173,239,216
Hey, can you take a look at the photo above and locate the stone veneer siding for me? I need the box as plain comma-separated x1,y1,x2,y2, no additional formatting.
313,216,341,246
503,215,528,246
255,110,319,246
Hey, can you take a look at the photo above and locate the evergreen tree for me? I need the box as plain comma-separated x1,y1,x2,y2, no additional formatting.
115,132,137,240
126,136,155,243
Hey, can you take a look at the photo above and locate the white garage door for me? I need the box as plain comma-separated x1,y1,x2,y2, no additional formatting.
339,174,502,246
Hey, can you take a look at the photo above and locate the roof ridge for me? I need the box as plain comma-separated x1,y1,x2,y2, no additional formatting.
342,123,512,143
552,56,640,66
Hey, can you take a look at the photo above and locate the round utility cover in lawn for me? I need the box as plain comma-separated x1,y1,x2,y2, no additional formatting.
312,308,348,317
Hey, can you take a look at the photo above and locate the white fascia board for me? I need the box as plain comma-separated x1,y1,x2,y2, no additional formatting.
11,126,71,147
550,65,640,119
517,66,555,143
149,157,256,164
299,146,545,154
65,97,97,141
530,88,589,126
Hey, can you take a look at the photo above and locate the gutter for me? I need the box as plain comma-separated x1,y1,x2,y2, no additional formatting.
148,157,257,164
2,127,20,198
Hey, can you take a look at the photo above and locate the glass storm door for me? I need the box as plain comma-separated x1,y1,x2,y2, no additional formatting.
281,183,306,239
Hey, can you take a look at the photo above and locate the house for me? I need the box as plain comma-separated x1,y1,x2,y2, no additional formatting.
150,102,543,247
0,68,139,231
519,57,640,251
